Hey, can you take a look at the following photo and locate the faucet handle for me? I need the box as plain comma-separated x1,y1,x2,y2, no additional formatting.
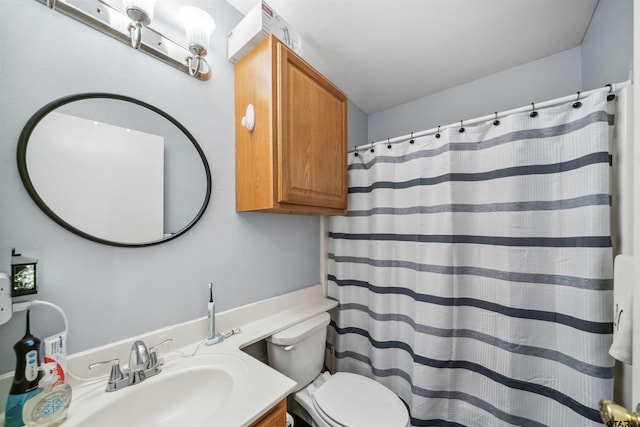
88,358,128,392
148,338,173,370
88,358,124,380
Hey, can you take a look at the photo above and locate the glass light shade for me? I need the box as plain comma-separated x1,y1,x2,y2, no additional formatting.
123,0,156,22
180,6,216,54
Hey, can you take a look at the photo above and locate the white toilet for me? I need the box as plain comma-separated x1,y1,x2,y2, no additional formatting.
266,312,410,427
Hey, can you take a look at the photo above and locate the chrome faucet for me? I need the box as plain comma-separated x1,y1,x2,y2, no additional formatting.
89,338,173,392
127,340,150,385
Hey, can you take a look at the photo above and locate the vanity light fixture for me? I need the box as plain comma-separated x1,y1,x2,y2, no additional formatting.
180,6,216,77
10,248,38,297
35,0,215,80
123,0,156,49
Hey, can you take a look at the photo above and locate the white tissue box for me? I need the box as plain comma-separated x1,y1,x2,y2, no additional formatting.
228,0,302,64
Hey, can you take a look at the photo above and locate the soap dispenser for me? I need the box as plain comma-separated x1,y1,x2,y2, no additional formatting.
22,362,72,427
4,310,43,427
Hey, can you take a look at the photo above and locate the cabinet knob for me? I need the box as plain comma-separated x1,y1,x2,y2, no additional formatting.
241,104,255,131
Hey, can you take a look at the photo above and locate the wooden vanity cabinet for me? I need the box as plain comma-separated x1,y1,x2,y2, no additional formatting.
249,399,287,427
234,35,348,215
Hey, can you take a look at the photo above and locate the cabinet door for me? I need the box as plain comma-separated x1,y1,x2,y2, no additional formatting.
249,399,287,427
277,42,347,210
234,37,277,212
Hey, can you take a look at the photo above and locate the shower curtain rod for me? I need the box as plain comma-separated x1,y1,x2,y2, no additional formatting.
354,79,632,153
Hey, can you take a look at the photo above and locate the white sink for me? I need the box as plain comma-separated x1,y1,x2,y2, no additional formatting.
64,352,250,427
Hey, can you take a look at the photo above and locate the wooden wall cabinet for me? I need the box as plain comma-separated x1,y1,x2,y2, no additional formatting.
234,35,348,215
249,399,287,427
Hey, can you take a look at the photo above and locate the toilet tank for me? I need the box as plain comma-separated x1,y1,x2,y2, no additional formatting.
266,312,330,391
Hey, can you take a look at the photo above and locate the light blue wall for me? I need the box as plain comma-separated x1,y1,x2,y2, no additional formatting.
368,46,582,143
0,0,629,377
581,0,633,91
0,0,366,375
348,101,369,150
368,0,633,146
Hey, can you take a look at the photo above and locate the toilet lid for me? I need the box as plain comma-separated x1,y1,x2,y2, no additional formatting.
313,373,409,427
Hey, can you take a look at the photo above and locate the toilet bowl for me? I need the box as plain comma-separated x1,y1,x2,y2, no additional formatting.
266,313,409,427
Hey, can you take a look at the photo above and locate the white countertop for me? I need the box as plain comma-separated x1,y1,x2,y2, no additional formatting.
1,284,339,427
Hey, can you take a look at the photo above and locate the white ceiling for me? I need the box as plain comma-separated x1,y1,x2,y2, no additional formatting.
226,0,598,114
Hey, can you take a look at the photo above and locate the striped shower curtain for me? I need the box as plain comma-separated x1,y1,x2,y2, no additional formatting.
327,89,615,426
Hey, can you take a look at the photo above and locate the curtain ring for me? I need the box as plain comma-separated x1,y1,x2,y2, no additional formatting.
387,138,392,149
573,91,582,109
370,142,375,153
354,150,359,157
606,84,616,101
459,120,465,133
435,125,441,139
529,102,538,118
409,132,415,144
493,112,500,126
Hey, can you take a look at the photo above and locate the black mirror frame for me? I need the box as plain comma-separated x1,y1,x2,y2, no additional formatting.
17,93,212,248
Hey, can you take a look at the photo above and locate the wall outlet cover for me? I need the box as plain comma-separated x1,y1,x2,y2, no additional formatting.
0,272,12,325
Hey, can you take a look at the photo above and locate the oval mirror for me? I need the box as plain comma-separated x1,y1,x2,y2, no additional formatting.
17,93,211,247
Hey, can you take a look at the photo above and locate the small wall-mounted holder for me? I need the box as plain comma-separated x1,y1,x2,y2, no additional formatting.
11,248,38,297
0,273,11,325
241,104,255,131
